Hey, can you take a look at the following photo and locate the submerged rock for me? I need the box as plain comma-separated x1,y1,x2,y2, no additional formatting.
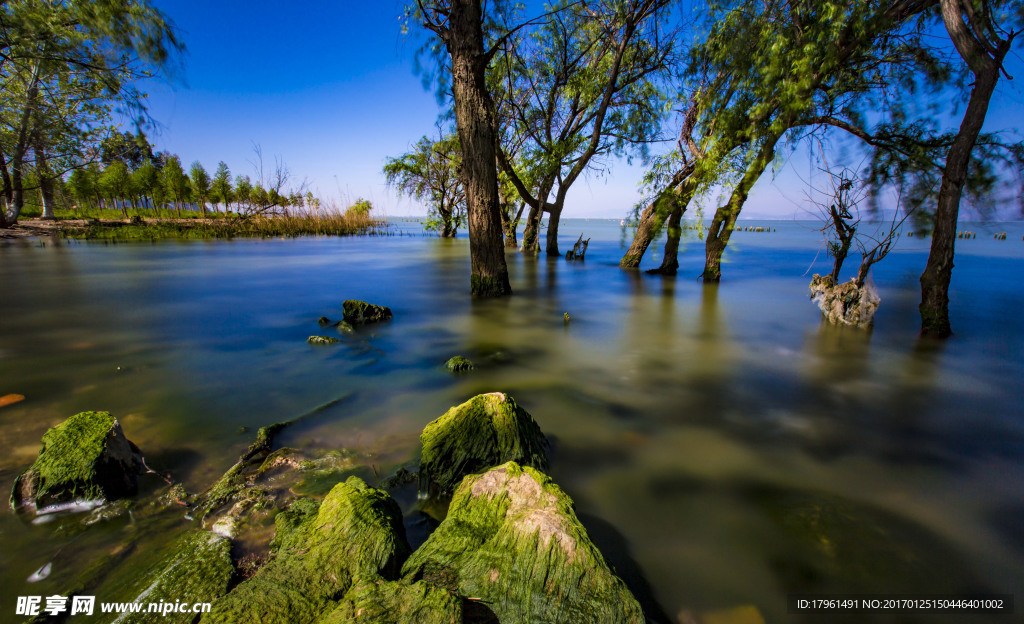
809,274,880,328
11,411,144,511
202,477,410,624
403,462,645,624
419,392,548,496
444,355,474,373
342,300,393,326
110,530,234,624
308,335,342,345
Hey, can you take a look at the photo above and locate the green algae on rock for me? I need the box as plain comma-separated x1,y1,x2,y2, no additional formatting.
444,355,474,373
403,462,645,624
342,300,392,325
419,392,548,496
100,530,234,624
201,477,410,624
319,576,462,624
11,411,144,511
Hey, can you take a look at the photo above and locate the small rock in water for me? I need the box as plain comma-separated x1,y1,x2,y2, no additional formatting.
337,321,355,334
445,355,474,373
307,335,342,345
563,312,571,322
317,316,333,327
342,300,392,325
27,562,52,583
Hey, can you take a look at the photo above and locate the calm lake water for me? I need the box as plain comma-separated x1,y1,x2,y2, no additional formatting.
1,218,1023,622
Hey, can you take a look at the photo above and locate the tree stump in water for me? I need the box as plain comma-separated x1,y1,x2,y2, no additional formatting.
565,234,590,261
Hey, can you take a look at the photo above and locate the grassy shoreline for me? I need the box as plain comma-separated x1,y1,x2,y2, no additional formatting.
2,211,386,242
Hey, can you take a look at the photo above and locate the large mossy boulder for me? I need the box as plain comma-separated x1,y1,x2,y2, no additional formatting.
319,576,462,624
201,477,410,624
11,411,144,511
100,530,234,624
419,392,548,496
342,300,392,326
402,462,645,624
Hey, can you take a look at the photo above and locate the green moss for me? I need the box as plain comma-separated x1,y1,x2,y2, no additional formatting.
102,530,234,624
403,462,644,624
342,300,392,325
270,497,322,552
319,576,462,624
202,477,410,624
308,335,342,345
619,254,640,268
444,356,474,373
419,393,548,497
11,411,142,508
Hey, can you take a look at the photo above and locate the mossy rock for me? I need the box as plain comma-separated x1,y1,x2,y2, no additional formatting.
202,477,410,624
444,356,474,373
308,335,342,345
11,411,144,511
419,392,548,496
102,530,234,624
319,575,462,624
403,462,644,624
342,300,393,325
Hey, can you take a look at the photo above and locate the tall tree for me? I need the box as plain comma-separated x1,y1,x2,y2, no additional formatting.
384,133,466,237
189,161,211,217
0,0,181,227
413,0,512,296
161,155,188,217
493,0,673,256
691,0,940,281
919,0,1021,337
210,161,233,212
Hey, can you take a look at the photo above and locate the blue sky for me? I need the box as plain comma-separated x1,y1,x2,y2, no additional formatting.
145,1,1024,219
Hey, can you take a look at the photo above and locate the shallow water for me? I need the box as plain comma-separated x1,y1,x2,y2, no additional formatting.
1,219,1023,622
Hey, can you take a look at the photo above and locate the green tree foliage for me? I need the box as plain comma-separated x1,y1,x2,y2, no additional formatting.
0,0,183,227
189,161,211,217
161,155,188,216
345,198,373,220
101,130,157,169
384,133,465,237
493,0,675,255
210,161,233,212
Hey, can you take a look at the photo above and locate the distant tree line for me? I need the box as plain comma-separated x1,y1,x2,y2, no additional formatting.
61,131,312,218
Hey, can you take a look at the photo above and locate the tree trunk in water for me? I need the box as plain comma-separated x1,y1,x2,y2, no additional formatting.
650,206,683,275
920,0,1009,338
501,202,521,248
545,204,562,257
649,178,697,275
447,0,511,296
620,202,660,268
521,202,542,253
703,137,779,281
